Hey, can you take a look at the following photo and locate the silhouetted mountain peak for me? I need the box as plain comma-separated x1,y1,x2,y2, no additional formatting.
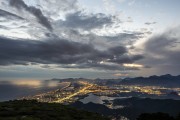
120,74,180,87
161,74,173,78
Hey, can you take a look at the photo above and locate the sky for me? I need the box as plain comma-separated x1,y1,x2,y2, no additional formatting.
0,0,180,80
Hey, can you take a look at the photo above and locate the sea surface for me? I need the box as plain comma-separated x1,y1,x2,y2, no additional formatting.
80,93,129,104
0,80,69,101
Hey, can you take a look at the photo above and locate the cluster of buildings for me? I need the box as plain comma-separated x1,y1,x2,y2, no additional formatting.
23,80,180,104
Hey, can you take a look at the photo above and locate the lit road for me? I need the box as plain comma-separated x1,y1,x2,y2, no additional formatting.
53,84,93,103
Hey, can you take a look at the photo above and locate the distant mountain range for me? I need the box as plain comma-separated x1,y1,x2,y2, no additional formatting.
51,74,180,87
118,74,180,87
98,74,180,87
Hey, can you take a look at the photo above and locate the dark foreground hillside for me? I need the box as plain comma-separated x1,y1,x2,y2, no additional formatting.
0,100,109,120
71,97,180,120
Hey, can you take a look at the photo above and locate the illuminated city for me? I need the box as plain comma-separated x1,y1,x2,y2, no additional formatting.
23,79,180,107
0,0,180,119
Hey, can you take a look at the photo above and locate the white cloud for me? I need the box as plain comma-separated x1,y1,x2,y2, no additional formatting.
128,0,136,6
117,0,126,3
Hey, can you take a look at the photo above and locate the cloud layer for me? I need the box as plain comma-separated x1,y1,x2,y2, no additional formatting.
0,0,179,78
0,36,144,70
9,0,52,30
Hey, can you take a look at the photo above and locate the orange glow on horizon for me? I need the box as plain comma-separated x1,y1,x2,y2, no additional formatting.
10,80,42,87
123,63,143,68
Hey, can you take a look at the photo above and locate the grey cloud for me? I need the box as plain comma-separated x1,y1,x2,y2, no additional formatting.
0,36,144,70
143,27,180,73
55,12,115,30
105,32,145,44
59,63,123,70
0,37,94,65
0,9,26,29
145,30,179,54
109,54,144,64
0,25,9,30
54,29,146,50
108,46,127,55
0,9,24,20
59,62,139,71
36,0,78,15
145,22,157,25
9,0,52,30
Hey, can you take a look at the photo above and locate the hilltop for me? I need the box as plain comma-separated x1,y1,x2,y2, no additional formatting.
0,100,109,120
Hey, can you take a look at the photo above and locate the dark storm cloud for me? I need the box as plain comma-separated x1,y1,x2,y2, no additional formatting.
145,29,179,54
59,62,123,70
108,46,127,55
9,0,52,30
109,54,144,64
143,27,180,72
0,36,144,70
0,37,95,65
105,32,141,41
55,12,115,30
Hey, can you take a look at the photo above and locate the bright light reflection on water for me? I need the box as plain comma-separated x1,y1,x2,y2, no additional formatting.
0,79,67,101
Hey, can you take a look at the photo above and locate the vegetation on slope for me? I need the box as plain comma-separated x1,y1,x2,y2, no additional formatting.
137,112,180,120
0,100,109,120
